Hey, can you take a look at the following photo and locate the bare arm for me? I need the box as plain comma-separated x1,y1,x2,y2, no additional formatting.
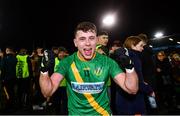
39,72,64,98
113,68,138,94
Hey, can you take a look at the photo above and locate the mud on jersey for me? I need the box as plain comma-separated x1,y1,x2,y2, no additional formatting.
55,52,123,115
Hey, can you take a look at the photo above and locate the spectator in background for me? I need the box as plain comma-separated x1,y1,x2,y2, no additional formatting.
96,31,109,55
16,48,33,108
1,47,17,112
170,52,180,82
52,46,59,58
170,52,180,108
115,36,154,115
109,40,122,56
155,51,174,109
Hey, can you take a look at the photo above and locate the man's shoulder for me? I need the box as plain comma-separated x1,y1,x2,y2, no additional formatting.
96,52,115,63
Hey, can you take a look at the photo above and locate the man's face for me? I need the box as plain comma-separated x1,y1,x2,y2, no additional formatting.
74,30,97,61
58,51,67,60
157,53,165,61
53,49,59,55
98,35,109,46
37,48,43,54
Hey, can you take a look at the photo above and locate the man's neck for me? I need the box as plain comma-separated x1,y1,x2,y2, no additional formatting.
77,51,96,61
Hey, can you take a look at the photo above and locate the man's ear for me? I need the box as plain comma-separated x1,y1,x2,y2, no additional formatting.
74,38,77,47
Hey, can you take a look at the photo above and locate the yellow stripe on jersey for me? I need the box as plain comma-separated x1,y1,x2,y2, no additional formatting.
71,62,109,116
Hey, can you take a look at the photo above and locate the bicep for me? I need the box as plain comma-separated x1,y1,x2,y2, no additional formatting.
51,73,64,94
113,72,128,92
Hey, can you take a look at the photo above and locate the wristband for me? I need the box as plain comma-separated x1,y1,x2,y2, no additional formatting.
125,68,134,73
40,71,48,75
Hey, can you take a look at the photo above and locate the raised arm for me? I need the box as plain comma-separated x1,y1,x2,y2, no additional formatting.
39,49,64,98
113,69,138,94
112,48,139,94
39,72,63,98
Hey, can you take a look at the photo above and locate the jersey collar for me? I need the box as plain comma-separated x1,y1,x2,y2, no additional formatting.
77,51,96,62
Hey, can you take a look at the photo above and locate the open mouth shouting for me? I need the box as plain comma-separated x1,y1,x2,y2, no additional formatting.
84,48,93,56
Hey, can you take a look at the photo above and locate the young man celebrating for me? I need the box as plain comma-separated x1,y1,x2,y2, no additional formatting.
39,21,138,115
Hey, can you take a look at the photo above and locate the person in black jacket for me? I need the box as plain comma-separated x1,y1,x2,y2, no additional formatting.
138,33,157,91
138,33,157,114
155,51,174,109
115,36,155,115
1,47,17,112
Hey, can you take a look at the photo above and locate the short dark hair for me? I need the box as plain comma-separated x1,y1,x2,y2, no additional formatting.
52,46,59,51
98,31,108,36
74,22,97,36
6,46,14,52
58,46,67,52
112,40,122,47
19,48,27,55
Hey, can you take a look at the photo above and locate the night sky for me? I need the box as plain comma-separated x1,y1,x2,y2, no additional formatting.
0,0,179,53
